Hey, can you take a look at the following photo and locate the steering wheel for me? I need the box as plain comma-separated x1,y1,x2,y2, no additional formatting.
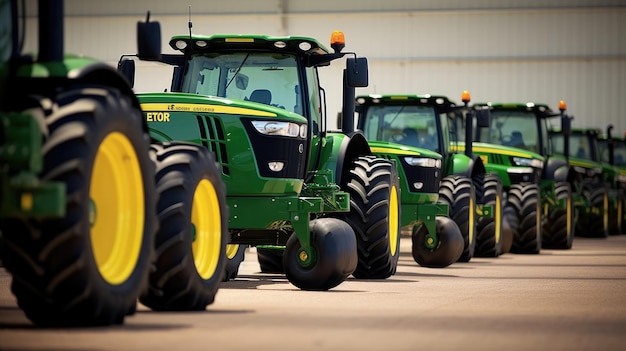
390,132,406,143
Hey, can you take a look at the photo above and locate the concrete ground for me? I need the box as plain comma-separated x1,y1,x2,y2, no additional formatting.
1,235,625,351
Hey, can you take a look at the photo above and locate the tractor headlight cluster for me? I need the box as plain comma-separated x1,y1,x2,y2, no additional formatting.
512,157,543,168
618,173,626,183
404,157,441,168
251,121,307,138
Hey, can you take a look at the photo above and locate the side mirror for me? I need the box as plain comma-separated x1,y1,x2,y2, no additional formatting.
474,107,491,128
117,58,136,88
346,57,368,88
137,12,162,61
561,115,572,136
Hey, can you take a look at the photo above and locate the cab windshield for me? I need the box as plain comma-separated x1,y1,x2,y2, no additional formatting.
479,111,540,153
181,52,303,114
362,105,440,152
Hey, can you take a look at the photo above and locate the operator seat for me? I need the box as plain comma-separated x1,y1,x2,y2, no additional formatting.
509,131,525,148
249,89,272,105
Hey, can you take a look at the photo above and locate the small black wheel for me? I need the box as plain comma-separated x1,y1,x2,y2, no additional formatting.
506,183,542,254
0,87,156,326
411,216,464,268
438,175,476,262
542,182,575,249
257,247,285,273
338,155,401,279
284,218,357,290
140,142,229,311
223,244,246,281
473,174,503,257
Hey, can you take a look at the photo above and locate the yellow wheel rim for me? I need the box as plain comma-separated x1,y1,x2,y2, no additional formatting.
91,132,144,285
495,192,502,243
389,185,400,257
192,179,222,280
226,244,239,260
468,194,475,245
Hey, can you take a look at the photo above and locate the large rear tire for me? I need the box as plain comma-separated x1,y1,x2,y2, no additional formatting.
338,156,401,279
506,183,542,254
542,182,575,249
474,174,503,257
140,142,228,311
411,216,464,268
438,175,476,262
284,218,357,290
0,87,156,326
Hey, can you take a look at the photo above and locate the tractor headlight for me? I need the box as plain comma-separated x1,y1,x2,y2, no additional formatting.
512,157,543,168
618,173,626,183
251,121,306,138
404,157,441,168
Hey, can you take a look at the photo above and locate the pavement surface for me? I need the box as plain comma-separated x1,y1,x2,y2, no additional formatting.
1,235,625,351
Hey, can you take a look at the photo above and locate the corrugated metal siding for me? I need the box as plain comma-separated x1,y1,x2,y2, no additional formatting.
18,1,626,132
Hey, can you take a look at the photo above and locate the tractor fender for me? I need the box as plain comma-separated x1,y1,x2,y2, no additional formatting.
318,131,371,185
449,153,486,178
71,63,149,133
544,157,569,182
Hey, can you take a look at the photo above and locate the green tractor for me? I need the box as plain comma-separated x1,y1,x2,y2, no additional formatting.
597,126,626,234
1,0,231,326
549,127,612,237
118,14,402,287
466,102,576,252
0,0,222,326
354,92,503,262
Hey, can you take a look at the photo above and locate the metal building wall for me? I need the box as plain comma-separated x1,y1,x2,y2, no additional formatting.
19,0,626,132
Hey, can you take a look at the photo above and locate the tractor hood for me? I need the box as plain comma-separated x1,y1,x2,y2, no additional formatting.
368,140,442,159
137,92,307,123
452,141,544,162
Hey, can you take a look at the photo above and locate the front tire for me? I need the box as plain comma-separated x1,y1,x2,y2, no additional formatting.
339,156,401,279
140,142,228,311
506,183,541,254
0,87,156,326
438,175,476,262
474,174,503,257
542,182,575,249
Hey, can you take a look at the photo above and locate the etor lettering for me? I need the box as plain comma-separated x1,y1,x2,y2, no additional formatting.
146,112,170,122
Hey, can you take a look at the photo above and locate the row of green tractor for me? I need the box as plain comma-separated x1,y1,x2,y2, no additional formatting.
1,0,622,328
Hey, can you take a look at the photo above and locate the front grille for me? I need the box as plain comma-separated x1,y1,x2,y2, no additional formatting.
196,115,230,175
399,159,442,194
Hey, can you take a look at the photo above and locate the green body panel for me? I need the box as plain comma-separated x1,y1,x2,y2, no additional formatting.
452,141,544,188
367,140,447,231
0,113,66,218
12,56,100,78
139,92,307,196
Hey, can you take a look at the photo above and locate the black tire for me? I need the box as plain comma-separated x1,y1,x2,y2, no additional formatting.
438,175,476,262
473,174,504,257
506,183,542,254
140,142,228,311
284,218,357,290
608,189,623,235
411,216,464,268
575,183,609,238
0,87,156,326
542,182,575,249
223,244,246,281
257,247,285,273
338,155,401,279
501,215,514,254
